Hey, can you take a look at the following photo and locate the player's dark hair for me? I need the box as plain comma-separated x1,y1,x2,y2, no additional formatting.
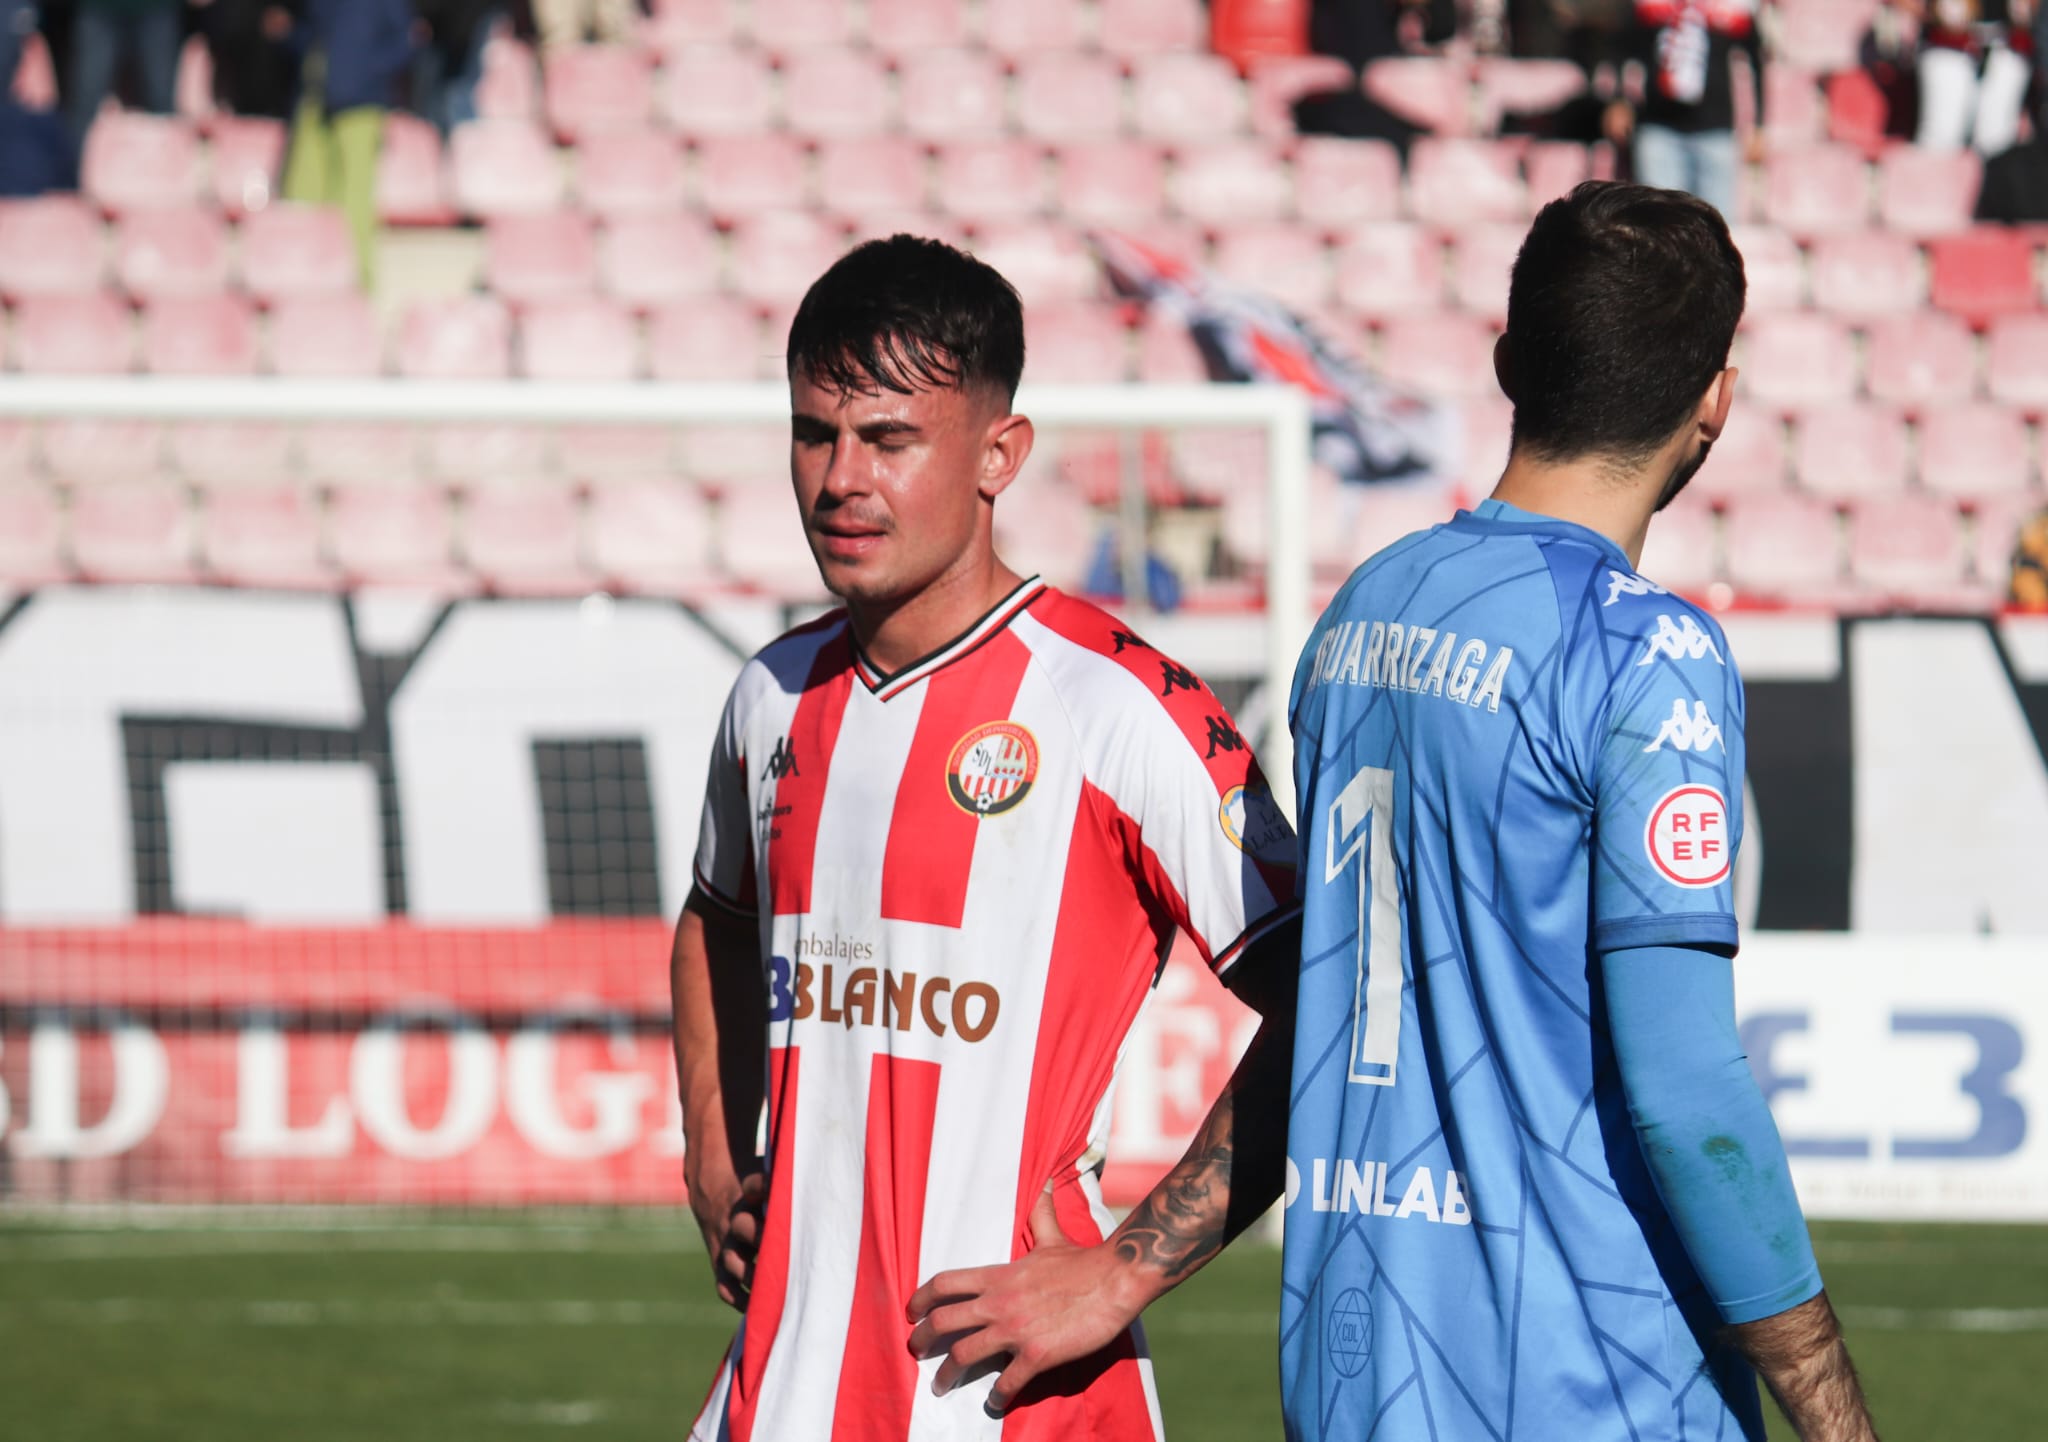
1503,181,1746,466
786,235,1026,402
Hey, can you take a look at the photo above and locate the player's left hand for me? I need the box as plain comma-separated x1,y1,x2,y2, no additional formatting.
905,1188,1149,1413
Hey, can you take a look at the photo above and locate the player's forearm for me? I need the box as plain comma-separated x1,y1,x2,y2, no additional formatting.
1728,1292,1879,1442
670,896,766,1193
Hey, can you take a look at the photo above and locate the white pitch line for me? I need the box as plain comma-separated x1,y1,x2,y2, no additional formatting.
1842,1305,2048,1334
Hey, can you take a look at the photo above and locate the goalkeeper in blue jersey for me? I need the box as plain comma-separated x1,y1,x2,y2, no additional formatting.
904,181,1876,1440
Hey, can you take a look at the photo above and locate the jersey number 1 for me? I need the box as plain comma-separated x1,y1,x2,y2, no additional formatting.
1328,763,1403,1086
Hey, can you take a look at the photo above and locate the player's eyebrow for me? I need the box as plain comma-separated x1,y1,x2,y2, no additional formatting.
854,419,921,441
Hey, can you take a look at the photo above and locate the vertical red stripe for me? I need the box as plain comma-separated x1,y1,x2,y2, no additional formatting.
878,629,1033,928
767,633,854,918
829,1053,943,1442
727,1045,801,1442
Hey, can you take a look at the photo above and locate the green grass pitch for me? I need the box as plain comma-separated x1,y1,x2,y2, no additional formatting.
1,1215,2041,1439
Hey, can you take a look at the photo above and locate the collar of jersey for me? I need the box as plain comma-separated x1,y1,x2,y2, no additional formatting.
850,574,1048,700
1454,498,1631,568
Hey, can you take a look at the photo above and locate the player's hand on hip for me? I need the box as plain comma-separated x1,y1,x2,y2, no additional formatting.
904,1188,1146,1414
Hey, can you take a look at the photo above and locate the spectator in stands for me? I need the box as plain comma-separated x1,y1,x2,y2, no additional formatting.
2011,506,2048,608
0,0,72,195
199,1,303,120
0,0,33,93
1907,0,2032,154
64,0,180,147
1602,0,1764,217
531,0,633,50
413,0,499,134
282,0,413,288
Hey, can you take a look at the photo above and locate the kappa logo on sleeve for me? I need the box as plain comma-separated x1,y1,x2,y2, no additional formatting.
1642,699,1724,754
1604,570,1669,607
1644,784,1732,887
1636,614,1724,667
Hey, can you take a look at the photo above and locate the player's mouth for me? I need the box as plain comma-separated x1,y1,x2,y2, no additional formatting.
813,519,889,561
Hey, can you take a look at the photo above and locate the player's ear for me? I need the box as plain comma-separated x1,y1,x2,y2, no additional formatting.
1697,366,1736,444
1492,334,1516,403
978,409,1034,502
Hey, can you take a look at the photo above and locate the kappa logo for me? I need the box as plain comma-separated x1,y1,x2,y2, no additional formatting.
945,721,1039,816
1159,660,1202,698
760,736,799,781
1636,613,1724,667
1643,699,1725,754
1110,629,1151,655
1202,713,1245,760
1605,570,1669,607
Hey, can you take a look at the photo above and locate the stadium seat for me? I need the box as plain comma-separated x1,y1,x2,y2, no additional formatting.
518,297,640,381
0,482,65,585
297,423,421,483
10,294,134,373
1930,228,2036,325
1213,223,1332,312
450,121,566,218
542,44,652,141
982,0,1083,53
1026,304,1132,383
395,296,514,379
1761,145,1872,237
1986,314,2048,410
1055,141,1168,225
1447,224,1522,323
330,486,461,586
687,419,789,487
1136,310,1210,382
1722,491,1843,597
1880,146,1983,238
1362,57,1471,136
1474,58,1586,129
657,43,776,136
1293,137,1403,227
141,294,259,375
746,0,855,49
376,113,455,225
239,204,355,302
648,297,765,380
428,423,551,484
1917,404,2034,499
1636,491,1720,595
781,49,894,137
695,134,810,219
1791,403,1910,498
1098,0,1206,53
970,222,1097,305
1825,67,1888,156
1773,0,1871,72
463,483,592,595
588,478,716,592
1848,491,1967,597
1692,407,1788,501
1246,54,1356,141
1457,394,1513,492
992,472,1097,590
81,112,202,213
475,34,540,121
1524,142,1589,211
1348,483,1463,566
1408,139,1527,228
1739,313,1858,409
1133,55,1248,142
1169,140,1292,224
899,49,1009,141
70,477,197,582
208,115,287,218
203,483,330,589
719,486,818,589
934,139,1050,224
169,421,295,489
1808,231,1924,316
1015,52,1125,141
1864,312,1978,410
485,212,598,304
0,196,106,298
269,293,384,376
867,0,968,51
815,136,929,219
555,424,675,479
40,418,162,482
1377,312,1500,400
1334,224,1445,317
644,0,742,50
728,212,845,304
1728,224,1807,312
574,129,688,217
114,206,229,300
599,213,722,308
1763,64,1827,148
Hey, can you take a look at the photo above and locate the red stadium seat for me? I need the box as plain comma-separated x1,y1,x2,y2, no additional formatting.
815,136,929,220
203,484,329,589
781,49,894,137
330,486,460,586
269,294,384,376
1524,141,1589,211
11,294,134,373
1739,313,1858,410
728,212,845,305
574,129,688,217
695,134,810,219
41,419,160,481
1848,491,1967,596
645,0,741,50
81,113,202,213
485,211,598,304
599,213,722,308
209,115,287,218
1169,140,1292,224
1986,314,2048,411
1377,312,1500,400
1808,231,1923,316
1791,403,1910,498
1728,224,1807,312
1334,224,1445,318
657,44,775,137
648,297,766,380
463,483,592,595
70,477,196,582
1773,0,1871,72
970,222,1097,305
588,478,716,592
376,113,455,225
1098,0,1205,54
868,0,969,51
240,204,355,302
1864,311,1978,410
1133,54,1247,141
450,121,565,218
518,296,640,381
1027,304,1131,383
1447,223,1522,323
1293,137,1402,227
1408,139,1527,228
475,35,540,121
899,49,1009,141
396,296,514,379
1362,57,1471,136
0,196,106,298
115,206,228,300
169,422,295,488
554,424,675,479
1879,146,1982,238
1015,52,1125,141
1213,223,1331,312
1917,404,2034,499
983,0,1083,53
1055,141,1168,225
1692,407,1788,501
1825,67,1888,156
542,44,652,141
0,483,65,585
429,423,550,483
1929,228,2036,325
746,0,854,49
1637,492,1720,595
1763,64,1827,148
934,139,1050,224
141,294,259,375
1761,145,1872,237
1723,490,1843,597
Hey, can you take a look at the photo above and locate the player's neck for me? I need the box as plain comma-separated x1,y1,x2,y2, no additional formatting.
847,554,1026,677
1488,451,1666,569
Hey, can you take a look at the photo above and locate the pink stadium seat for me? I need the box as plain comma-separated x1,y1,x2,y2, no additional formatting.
554,424,675,479
588,478,715,592
1774,0,1872,71
1740,313,1858,410
0,483,64,585
868,0,968,51
599,213,721,307
934,139,1050,224
1763,65,1827,148
1133,55,1247,142
1826,67,1888,156
1929,228,2036,325
1917,404,2033,499
209,116,287,218
463,483,592,595
649,297,765,380
70,477,196,582
451,121,565,219
376,113,455,225
11,294,133,373
719,486,816,590
269,294,383,377
170,422,294,488
1457,395,1513,491
1213,224,1331,311
728,212,845,305
1098,0,1205,54
1015,52,1124,141
1246,54,1355,141
695,134,810,219
985,0,1085,54
746,0,854,49
114,206,228,300
1791,403,1910,498
1692,407,1787,501
1056,141,1168,225
1293,137,1402,227
0,418,30,480
1848,491,1967,596
815,136,928,219
518,297,640,381
1362,57,1471,136
41,419,161,483
1987,314,2048,410
1335,224,1445,318
993,472,1097,591
0,196,105,298
297,424,420,483
1524,142,1589,210
1137,310,1209,381
687,421,788,486
971,222,1097,305
1027,304,1131,383
330,486,459,586
542,44,652,141
429,424,550,483
141,294,259,375
645,0,742,50
658,44,776,137
1349,484,1462,565
396,297,514,379
1169,140,1291,224
485,211,598,304
1723,490,1843,596
899,49,1009,141
1474,58,1586,130
1408,139,1527,228
1877,146,1980,237
1728,224,1806,312
1637,492,1720,595
781,49,893,137
81,113,202,213
1377,312,1500,400
574,129,687,216
239,204,355,302
1762,145,1871,237
475,35,540,121
1808,231,1923,316
203,484,329,589
1864,312,1977,410
1447,224,1523,323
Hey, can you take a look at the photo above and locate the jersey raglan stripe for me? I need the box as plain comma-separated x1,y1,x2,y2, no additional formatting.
766,632,856,918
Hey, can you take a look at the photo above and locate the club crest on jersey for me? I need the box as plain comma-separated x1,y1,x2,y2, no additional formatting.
1221,783,1293,864
1645,783,1732,887
946,721,1039,816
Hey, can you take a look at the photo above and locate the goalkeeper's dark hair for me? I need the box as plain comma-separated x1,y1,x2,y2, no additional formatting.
786,235,1026,403
1503,181,1746,466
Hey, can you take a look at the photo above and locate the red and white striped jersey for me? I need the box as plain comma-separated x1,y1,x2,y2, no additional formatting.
687,576,1298,1442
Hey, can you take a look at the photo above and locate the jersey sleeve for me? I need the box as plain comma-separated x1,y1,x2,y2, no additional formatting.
691,679,758,916
1587,602,1745,954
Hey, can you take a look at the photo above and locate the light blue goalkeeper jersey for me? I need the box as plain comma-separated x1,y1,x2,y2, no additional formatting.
1281,499,1759,1442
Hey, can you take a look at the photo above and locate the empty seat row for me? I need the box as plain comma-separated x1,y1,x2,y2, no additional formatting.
1738,310,2048,409
640,0,1206,58
0,197,354,303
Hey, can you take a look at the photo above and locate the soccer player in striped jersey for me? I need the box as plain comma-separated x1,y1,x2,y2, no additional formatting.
672,236,1301,1441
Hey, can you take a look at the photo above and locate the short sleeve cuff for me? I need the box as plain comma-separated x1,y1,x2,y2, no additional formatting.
1211,901,1303,979
690,864,757,919
1716,1267,1826,1327
1593,913,1738,955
